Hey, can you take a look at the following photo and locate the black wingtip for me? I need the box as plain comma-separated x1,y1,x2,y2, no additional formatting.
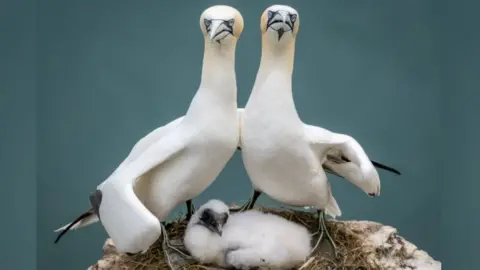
371,160,401,175
54,210,93,244
89,190,103,219
340,156,401,176
236,146,241,151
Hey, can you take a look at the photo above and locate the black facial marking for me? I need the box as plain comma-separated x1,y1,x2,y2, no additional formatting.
267,10,274,21
277,28,285,41
200,208,215,224
205,18,235,41
197,208,229,235
204,18,212,30
265,10,296,41
266,10,279,28
89,189,103,220
221,212,229,225
290,14,297,23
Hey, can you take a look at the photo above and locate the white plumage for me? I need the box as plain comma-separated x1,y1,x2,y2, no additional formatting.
184,199,311,269
238,5,397,254
184,199,230,266
54,5,245,255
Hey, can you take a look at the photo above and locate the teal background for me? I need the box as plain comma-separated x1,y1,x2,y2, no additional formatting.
0,0,36,269
1,0,478,269
438,1,480,268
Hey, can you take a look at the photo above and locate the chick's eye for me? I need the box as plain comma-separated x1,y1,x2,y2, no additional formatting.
267,11,274,20
290,14,297,22
204,19,211,28
227,19,234,27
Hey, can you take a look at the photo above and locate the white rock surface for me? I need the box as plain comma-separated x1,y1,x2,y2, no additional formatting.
342,221,441,270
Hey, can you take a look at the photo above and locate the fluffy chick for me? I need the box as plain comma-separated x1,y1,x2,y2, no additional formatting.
184,199,230,266
184,199,311,269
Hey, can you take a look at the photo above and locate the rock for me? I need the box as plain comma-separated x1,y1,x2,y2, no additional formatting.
88,219,441,270
342,221,441,270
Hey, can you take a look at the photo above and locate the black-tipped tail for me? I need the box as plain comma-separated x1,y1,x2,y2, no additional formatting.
54,209,94,244
370,160,401,175
340,155,401,176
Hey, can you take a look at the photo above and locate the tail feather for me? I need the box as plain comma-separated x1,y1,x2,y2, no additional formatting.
54,209,99,243
324,184,342,219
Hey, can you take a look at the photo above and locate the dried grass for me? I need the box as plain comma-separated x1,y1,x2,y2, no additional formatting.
101,206,380,270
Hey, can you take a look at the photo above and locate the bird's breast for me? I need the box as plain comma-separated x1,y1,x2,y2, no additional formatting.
241,108,303,152
198,120,239,150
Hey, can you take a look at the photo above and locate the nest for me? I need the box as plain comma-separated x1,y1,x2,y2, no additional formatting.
96,205,381,270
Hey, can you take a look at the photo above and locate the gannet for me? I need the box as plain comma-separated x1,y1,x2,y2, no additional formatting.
237,5,400,256
184,199,311,269
54,5,244,259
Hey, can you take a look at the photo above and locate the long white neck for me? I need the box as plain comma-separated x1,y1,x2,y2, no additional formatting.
200,41,237,88
257,36,296,80
186,40,238,116
248,36,296,108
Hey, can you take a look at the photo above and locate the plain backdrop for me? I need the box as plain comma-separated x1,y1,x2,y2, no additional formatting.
0,0,478,269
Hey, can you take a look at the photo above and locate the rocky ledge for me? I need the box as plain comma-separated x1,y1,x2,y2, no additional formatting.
87,209,441,270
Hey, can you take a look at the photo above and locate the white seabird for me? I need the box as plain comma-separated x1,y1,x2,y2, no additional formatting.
184,199,311,269
237,5,400,256
54,5,244,260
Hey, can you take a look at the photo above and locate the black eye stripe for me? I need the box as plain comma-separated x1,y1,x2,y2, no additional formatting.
290,14,297,22
223,213,229,224
204,19,212,31
266,10,297,31
267,10,275,20
225,19,235,27
266,10,278,26
204,19,235,35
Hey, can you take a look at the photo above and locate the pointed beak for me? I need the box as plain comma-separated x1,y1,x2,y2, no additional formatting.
281,13,288,24
212,224,223,236
209,20,223,41
266,11,294,41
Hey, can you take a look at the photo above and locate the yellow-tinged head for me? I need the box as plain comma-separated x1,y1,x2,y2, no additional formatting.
200,5,244,44
260,5,299,43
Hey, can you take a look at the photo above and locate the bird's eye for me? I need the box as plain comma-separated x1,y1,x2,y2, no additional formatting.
290,14,297,23
223,214,229,224
267,11,274,20
226,19,235,27
204,19,212,28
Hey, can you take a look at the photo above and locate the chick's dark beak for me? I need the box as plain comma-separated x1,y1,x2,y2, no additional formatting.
213,224,223,236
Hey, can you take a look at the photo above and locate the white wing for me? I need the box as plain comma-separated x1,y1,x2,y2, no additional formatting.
104,116,185,183
54,117,185,243
126,116,184,161
304,124,380,196
114,128,189,185
98,130,190,253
